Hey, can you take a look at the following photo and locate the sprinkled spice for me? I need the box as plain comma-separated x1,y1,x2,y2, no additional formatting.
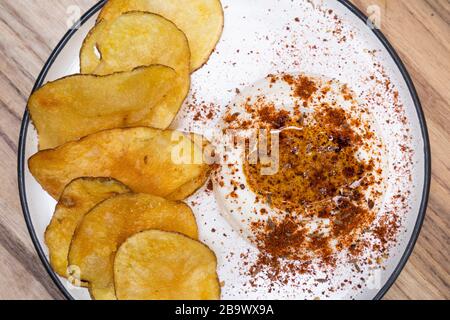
243,105,378,281
282,74,318,101
222,74,386,286
244,106,372,213
206,179,214,192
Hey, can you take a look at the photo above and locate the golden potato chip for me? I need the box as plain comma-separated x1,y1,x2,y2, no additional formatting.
114,230,220,300
45,177,130,279
165,169,210,200
85,12,190,76
68,193,199,300
29,65,177,150
96,0,224,71
80,12,191,127
79,19,107,73
166,132,214,200
28,127,211,200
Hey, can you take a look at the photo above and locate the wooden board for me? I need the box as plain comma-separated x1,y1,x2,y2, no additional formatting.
0,0,448,300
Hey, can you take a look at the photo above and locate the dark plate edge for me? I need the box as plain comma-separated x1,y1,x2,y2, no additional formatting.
17,0,431,301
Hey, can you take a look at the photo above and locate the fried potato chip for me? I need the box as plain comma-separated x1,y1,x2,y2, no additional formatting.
80,12,191,127
29,65,177,150
79,19,107,74
114,230,220,300
96,0,224,71
68,193,199,300
165,169,210,200
28,127,210,200
84,12,190,76
45,177,130,279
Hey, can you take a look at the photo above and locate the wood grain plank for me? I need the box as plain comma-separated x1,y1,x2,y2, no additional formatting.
0,0,448,300
0,0,94,300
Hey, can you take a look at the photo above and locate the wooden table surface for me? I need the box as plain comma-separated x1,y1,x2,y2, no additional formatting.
0,0,448,300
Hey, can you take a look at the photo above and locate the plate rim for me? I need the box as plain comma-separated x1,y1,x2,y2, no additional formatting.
17,0,431,301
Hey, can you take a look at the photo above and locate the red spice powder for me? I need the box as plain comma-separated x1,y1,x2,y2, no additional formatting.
222,74,389,286
282,74,318,101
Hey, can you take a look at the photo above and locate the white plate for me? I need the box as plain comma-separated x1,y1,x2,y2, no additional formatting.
19,0,430,300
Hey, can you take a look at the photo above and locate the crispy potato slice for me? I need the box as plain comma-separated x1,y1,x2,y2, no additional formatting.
87,12,190,75
165,169,210,200
68,193,199,300
79,19,107,73
80,12,191,127
114,230,220,300
45,177,130,279
96,0,224,71
29,65,177,150
166,132,214,199
28,127,210,200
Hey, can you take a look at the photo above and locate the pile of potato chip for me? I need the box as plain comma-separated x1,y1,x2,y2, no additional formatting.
27,0,224,300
